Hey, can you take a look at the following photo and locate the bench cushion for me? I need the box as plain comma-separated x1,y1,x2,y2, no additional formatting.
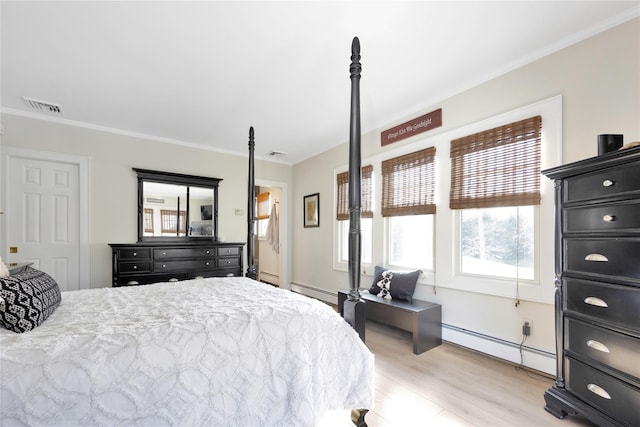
369,266,420,302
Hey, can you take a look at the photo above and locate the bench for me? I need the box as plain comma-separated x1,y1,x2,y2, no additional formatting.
338,290,442,355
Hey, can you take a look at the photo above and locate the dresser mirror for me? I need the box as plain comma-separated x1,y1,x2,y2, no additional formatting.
134,168,221,242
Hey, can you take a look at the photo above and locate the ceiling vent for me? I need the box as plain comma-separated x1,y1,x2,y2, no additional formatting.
268,151,287,157
23,97,63,114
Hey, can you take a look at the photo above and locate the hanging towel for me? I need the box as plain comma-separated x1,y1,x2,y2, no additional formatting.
266,203,279,253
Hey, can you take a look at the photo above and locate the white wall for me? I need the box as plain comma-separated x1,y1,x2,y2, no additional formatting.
291,18,639,371
0,116,293,288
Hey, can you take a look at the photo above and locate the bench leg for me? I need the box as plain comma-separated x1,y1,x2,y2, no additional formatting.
412,306,442,355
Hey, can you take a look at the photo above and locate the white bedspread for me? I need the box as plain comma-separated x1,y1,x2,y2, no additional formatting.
0,277,374,426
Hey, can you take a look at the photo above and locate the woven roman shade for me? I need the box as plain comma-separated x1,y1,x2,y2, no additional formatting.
257,192,270,220
336,165,373,220
381,147,436,217
449,116,542,209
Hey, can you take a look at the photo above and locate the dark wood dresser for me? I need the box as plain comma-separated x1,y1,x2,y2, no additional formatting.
109,241,245,287
542,146,640,427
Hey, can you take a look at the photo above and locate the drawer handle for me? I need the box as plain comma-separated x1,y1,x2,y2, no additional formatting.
587,383,611,400
205,250,211,254
584,296,608,308
602,214,615,222
585,253,608,262
586,340,610,353
133,252,137,256
133,265,138,270
162,252,167,255
226,260,231,264
162,264,166,268
169,278,179,282
127,280,139,285
205,262,210,266
602,179,614,187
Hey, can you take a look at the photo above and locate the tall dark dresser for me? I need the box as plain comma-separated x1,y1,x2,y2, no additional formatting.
542,146,640,427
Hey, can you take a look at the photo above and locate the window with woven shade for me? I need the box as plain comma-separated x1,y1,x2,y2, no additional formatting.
335,165,373,220
161,209,186,234
449,115,541,209
144,208,154,234
257,192,271,220
381,147,436,217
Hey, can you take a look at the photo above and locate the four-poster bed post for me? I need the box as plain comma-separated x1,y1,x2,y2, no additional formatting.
343,36,366,341
246,126,257,279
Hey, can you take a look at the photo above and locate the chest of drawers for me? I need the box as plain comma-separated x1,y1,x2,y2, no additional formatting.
542,146,640,427
109,241,244,287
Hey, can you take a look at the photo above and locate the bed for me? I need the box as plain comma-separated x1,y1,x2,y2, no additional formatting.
0,38,373,426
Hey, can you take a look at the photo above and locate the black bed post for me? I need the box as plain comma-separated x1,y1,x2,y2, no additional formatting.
246,126,257,280
343,36,366,342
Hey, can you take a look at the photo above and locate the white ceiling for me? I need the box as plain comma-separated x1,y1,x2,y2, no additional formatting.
1,1,638,164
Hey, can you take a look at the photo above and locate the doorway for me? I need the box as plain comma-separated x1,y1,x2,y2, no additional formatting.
2,147,90,291
255,179,288,289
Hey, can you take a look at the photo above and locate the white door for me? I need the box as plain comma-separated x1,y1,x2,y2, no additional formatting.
5,154,82,291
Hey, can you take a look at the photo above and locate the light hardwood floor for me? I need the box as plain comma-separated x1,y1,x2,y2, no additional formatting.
354,321,598,427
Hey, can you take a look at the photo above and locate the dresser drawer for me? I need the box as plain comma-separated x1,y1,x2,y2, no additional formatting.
564,201,640,234
566,357,640,427
217,257,240,268
217,246,241,257
564,279,640,330
565,238,640,280
154,247,216,259
566,317,640,380
117,248,151,260
154,260,216,272
120,261,151,273
565,161,640,203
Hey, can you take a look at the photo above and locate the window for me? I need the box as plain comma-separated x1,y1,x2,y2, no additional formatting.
143,208,154,234
382,147,436,271
256,192,271,238
336,165,373,267
460,206,534,279
450,116,541,281
160,209,186,235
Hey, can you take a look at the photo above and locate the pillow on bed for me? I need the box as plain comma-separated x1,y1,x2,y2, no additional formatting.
0,257,9,278
0,266,61,333
368,265,421,302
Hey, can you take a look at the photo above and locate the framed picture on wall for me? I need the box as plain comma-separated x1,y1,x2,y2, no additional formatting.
303,193,320,228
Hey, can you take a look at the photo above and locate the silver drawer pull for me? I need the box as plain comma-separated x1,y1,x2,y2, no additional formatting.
133,252,137,256
602,214,615,222
133,265,138,270
169,278,179,282
205,262,210,266
602,179,614,187
587,383,611,400
205,250,210,254
162,264,166,268
127,280,139,285
586,340,610,353
585,253,608,262
162,251,167,255
226,260,231,264
584,296,608,308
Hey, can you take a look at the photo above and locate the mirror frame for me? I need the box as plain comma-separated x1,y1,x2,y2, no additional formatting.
134,168,222,242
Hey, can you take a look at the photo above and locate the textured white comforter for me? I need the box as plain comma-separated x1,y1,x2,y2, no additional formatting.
0,277,374,426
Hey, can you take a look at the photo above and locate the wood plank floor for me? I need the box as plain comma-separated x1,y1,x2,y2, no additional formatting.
336,321,599,427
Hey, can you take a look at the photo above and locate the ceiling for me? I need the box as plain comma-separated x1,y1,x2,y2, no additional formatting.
1,1,638,164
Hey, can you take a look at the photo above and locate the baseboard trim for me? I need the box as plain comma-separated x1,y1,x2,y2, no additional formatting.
289,282,337,304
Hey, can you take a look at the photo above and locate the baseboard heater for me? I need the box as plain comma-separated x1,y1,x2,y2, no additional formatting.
290,282,555,375
442,323,555,375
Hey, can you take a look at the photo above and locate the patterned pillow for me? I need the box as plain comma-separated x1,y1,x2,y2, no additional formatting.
0,266,61,333
369,265,421,302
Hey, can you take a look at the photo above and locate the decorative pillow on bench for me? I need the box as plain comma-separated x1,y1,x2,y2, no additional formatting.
369,265,421,302
0,266,61,333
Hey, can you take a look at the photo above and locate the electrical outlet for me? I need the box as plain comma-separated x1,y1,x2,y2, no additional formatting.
522,320,532,336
